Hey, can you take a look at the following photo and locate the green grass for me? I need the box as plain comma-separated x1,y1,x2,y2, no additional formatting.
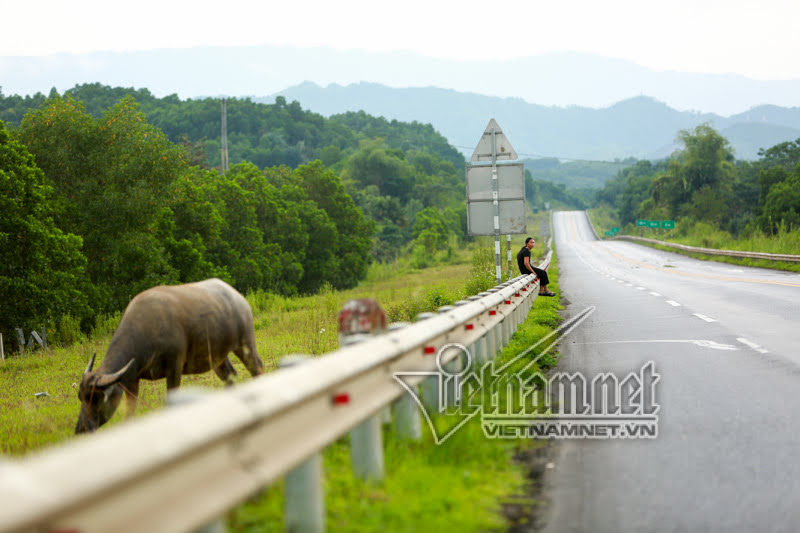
588,208,800,273
229,256,562,532
0,218,562,532
586,205,618,237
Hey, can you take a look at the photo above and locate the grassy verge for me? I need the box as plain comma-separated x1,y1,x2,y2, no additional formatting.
586,205,618,237
0,259,478,455
230,256,562,532
588,207,800,273
0,211,561,531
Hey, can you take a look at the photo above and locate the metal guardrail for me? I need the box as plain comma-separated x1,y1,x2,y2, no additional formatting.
610,235,800,263
0,249,552,533
583,211,800,263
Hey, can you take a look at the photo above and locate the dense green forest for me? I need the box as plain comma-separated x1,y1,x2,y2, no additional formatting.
595,124,800,237
0,84,481,342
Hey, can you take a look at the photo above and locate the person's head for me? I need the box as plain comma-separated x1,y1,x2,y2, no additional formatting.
525,237,535,249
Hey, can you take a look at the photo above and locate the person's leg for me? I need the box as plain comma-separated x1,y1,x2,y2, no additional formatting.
531,266,555,295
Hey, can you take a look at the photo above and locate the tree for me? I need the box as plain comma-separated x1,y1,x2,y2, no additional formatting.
342,139,416,201
654,124,735,219
18,96,188,311
0,121,90,335
759,173,800,233
293,161,374,289
757,138,800,170
412,207,450,254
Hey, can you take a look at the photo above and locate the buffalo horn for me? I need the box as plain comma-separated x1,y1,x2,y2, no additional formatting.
84,352,97,374
95,359,135,388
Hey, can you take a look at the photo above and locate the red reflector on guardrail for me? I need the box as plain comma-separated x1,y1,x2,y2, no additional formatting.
424,346,436,354
489,310,497,316
522,288,527,291
332,393,350,405
466,324,474,330
504,300,511,304
515,293,520,297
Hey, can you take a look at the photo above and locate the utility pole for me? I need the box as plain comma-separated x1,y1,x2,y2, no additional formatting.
220,98,229,174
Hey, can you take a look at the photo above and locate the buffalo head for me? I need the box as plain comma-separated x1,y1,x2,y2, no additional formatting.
75,353,134,434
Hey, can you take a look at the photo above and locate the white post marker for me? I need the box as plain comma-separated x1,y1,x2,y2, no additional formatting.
507,234,512,280
338,299,387,482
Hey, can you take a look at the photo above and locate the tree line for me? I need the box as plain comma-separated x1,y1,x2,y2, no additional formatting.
0,86,473,342
595,124,800,236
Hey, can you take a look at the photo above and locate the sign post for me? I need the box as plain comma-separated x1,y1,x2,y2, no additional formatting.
466,119,526,283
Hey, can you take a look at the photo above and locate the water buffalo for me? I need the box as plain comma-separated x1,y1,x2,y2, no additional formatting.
75,278,264,433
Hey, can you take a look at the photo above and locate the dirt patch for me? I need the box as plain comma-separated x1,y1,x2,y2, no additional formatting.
500,440,557,531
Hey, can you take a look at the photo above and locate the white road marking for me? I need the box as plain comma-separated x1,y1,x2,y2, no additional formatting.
625,283,633,287
666,300,681,307
649,292,661,296
736,337,769,354
576,339,738,350
693,313,717,322
636,287,645,290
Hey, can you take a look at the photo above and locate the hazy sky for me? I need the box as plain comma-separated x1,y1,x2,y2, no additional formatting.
4,0,800,80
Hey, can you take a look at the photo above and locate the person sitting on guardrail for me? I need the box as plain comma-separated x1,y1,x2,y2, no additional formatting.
517,237,556,296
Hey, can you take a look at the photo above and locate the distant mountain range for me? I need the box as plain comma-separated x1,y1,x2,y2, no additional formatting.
266,82,800,161
3,45,800,117
3,43,800,162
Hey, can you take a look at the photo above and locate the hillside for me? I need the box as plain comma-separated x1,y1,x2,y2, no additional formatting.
267,82,800,165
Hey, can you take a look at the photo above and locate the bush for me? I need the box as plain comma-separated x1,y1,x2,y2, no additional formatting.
50,314,84,346
91,312,123,340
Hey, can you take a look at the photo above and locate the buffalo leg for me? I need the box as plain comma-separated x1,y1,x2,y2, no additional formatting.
124,381,139,418
166,371,182,389
214,357,237,386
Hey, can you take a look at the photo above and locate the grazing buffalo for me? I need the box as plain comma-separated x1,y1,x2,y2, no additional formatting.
75,278,264,433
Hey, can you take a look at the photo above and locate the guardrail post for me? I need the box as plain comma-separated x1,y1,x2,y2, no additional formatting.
167,388,228,533
466,296,487,366
486,289,504,355
388,322,422,441
416,312,440,414
280,355,325,533
477,292,497,360
339,299,386,482
453,300,474,370
437,305,461,407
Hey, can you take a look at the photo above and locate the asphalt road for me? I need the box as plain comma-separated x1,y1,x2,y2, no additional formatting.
539,211,800,532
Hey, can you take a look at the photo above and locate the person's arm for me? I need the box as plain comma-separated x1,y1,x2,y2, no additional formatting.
524,256,534,273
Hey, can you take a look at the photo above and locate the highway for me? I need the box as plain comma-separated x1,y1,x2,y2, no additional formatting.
539,211,800,532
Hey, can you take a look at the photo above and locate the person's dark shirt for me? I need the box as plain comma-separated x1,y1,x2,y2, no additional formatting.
517,246,532,275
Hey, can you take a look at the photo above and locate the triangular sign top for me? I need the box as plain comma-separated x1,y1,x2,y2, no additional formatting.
470,118,518,162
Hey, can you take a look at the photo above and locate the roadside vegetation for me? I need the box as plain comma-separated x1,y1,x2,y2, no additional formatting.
588,206,800,273
1,82,566,530
0,85,473,343
590,125,800,271
0,213,561,531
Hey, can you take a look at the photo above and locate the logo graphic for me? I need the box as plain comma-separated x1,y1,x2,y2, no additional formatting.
393,306,660,444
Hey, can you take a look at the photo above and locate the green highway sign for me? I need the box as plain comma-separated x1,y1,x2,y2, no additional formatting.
648,220,660,228
604,231,614,236
612,227,620,233
662,220,676,229
636,219,649,227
